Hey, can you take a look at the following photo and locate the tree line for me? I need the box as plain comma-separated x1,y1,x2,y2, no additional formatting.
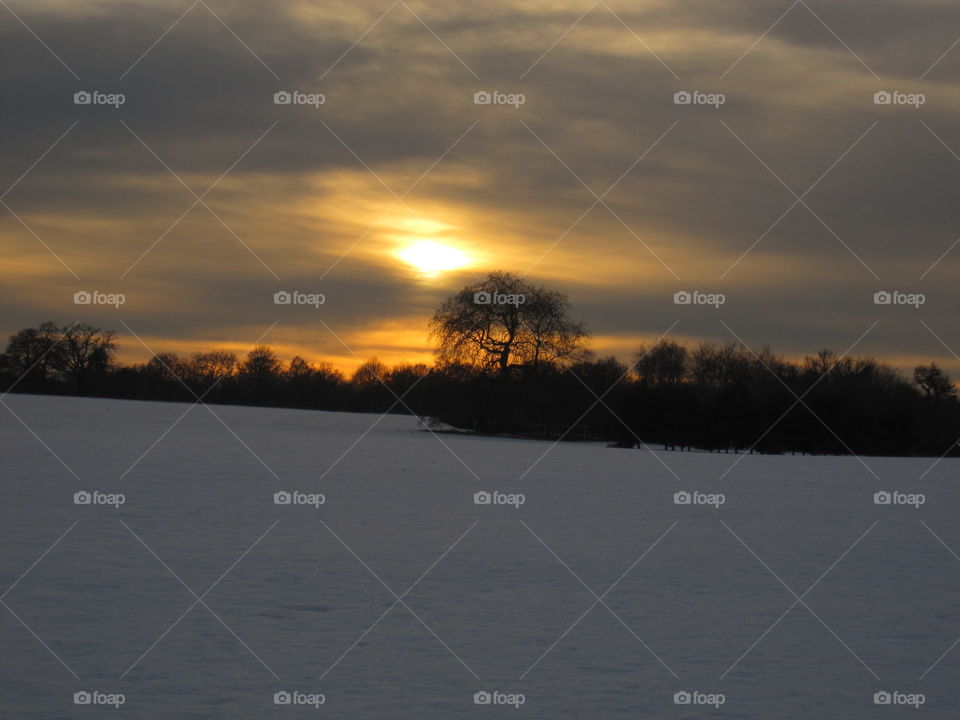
2,272,957,457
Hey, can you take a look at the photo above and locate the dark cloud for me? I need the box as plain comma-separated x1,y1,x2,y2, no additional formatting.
1,0,959,373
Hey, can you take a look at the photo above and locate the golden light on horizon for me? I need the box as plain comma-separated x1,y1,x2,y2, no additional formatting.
396,240,471,277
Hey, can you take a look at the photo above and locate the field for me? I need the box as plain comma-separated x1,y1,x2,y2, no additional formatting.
1,394,958,718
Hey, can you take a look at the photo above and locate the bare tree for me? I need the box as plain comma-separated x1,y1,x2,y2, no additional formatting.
185,351,237,392
3,321,63,389
351,358,388,388
60,323,116,392
144,352,185,383
915,363,956,404
635,339,687,387
430,271,588,374
286,356,343,385
691,342,743,387
804,348,838,377
287,356,314,381
239,345,283,385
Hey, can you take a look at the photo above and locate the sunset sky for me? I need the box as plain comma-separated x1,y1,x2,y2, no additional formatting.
2,0,959,374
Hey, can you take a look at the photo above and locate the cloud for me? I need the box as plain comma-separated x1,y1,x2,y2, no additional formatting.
1,0,959,375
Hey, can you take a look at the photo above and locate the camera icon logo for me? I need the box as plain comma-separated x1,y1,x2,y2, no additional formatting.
274,91,292,105
74,290,92,304
74,91,92,105
474,491,492,505
474,691,492,704
874,91,892,105
674,491,691,505
873,290,891,305
674,91,692,105
674,690,692,704
74,691,92,704
274,290,292,305
274,690,292,705
274,491,292,505
673,290,692,304
873,491,891,505
74,491,92,505
874,691,891,705
473,291,492,305
474,91,492,105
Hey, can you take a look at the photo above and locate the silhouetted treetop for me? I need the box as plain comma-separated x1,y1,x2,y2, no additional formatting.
430,271,589,374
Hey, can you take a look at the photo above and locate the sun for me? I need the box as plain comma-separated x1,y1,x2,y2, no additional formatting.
397,240,470,276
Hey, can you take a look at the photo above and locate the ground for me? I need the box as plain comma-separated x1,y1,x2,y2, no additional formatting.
1,394,958,718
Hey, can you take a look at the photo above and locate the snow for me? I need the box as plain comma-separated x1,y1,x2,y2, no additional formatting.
1,394,959,718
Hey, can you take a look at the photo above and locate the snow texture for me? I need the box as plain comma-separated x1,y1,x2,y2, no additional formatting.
1,394,958,718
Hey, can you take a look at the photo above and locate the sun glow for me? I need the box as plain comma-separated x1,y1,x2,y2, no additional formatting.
396,240,471,276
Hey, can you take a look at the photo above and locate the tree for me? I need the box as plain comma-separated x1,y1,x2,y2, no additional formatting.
286,356,344,386
804,349,838,378
144,352,185,382
236,346,283,405
312,360,344,386
351,358,388,388
430,271,588,374
914,363,956,404
184,351,237,394
690,342,749,387
60,323,116,392
3,321,63,390
239,346,283,386
386,362,429,389
287,356,314,382
635,339,687,387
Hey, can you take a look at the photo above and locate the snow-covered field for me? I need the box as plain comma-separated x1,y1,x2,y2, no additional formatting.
1,394,958,718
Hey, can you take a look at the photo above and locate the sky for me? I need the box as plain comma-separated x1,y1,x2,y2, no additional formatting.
2,0,959,375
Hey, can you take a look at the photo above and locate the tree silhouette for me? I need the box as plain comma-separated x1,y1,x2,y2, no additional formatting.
430,271,588,374
238,346,282,402
2,318,958,458
60,323,116,393
351,358,389,388
635,339,687,387
914,363,956,404
3,321,63,391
